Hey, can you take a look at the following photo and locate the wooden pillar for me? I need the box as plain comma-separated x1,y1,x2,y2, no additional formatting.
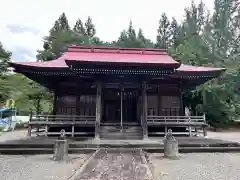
95,82,102,139
52,92,57,115
142,82,148,139
76,85,81,116
158,86,162,116
179,81,184,116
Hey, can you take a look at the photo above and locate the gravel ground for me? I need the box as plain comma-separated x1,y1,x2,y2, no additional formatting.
0,154,90,180
148,153,240,180
75,149,153,180
0,130,29,143
207,131,240,143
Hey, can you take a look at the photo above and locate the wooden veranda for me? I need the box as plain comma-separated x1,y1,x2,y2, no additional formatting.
27,114,207,138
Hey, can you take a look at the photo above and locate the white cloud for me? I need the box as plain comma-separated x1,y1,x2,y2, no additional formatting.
0,0,214,61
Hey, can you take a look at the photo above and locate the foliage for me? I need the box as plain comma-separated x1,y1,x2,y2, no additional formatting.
171,0,240,127
0,42,12,75
115,21,155,48
0,74,52,115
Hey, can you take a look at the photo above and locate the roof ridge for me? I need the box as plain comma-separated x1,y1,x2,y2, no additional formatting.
68,45,167,55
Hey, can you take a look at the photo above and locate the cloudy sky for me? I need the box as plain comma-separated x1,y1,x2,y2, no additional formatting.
0,0,214,62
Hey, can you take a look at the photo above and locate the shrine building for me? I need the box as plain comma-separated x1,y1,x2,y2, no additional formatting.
9,45,225,139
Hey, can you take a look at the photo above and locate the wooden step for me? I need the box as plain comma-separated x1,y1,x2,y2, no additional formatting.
99,125,143,140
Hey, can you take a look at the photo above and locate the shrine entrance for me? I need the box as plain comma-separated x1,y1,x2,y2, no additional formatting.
102,88,138,125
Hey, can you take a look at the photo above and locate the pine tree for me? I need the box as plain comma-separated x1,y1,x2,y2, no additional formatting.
127,21,137,42
85,16,96,38
58,13,70,31
156,13,171,49
50,21,61,34
73,18,86,35
184,1,206,35
169,18,180,47
50,13,70,34
116,22,154,48
37,13,72,60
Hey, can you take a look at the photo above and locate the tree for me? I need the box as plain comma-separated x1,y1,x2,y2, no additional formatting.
167,0,240,127
0,42,12,103
200,0,240,126
116,21,154,48
169,18,180,47
156,13,171,48
73,18,86,35
36,14,102,61
0,42,11,74
84,16,96,38
58,13,70,31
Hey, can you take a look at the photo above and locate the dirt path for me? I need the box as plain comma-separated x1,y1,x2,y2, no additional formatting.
74,149,154,180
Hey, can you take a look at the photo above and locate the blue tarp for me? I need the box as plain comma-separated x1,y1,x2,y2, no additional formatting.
0,108,17,131
0,108,14,118
0,108,11,113
0,117,8,125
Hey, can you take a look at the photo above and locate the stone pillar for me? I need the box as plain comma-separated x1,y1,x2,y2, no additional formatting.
95,82,102,140
27,125,32,137
164,129,179,158
203,127,208,137
203,113,208,137
53,129,68,161
27,111,32,137
142,81,148,139
53,140,68,161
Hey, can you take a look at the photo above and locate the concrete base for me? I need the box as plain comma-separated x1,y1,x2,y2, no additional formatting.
53,139,68,161
1,136,240,155
164,139,179,158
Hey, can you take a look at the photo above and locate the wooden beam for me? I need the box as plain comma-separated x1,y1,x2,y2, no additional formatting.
52,91,57,115
76,83,81,116
179,80,184,116
95,82,102,139
142,81,148,139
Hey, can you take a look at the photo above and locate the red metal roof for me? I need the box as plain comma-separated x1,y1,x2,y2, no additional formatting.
9,58,68,68
177,64,226,72
9,45,226,76
62,45,179,67
10,45,180,68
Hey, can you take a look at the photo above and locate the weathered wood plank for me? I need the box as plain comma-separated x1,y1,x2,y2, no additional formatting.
29,121,95,125
142,81,148,139
95,82,102,139
147,122,206,125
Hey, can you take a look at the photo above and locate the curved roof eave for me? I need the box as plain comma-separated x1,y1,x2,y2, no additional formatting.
174,64,226,77
8,58,69,72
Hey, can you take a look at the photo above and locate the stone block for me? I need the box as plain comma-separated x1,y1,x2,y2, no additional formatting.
164,138,179,158
53,139,68,161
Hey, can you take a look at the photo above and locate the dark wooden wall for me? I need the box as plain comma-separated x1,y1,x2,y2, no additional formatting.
146,83,182,116
52,80,184,117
